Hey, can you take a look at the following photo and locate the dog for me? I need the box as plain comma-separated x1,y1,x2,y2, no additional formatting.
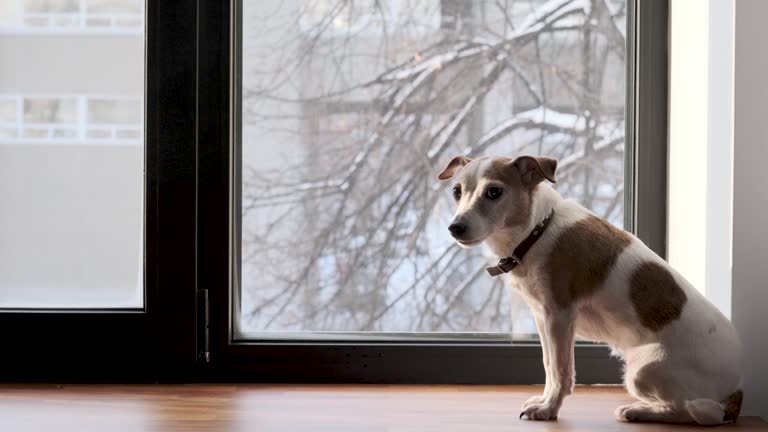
438,154,743,424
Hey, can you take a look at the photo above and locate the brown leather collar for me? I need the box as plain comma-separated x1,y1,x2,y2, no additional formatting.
486,209,555,277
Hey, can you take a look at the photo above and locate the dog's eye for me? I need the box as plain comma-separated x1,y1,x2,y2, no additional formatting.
452,186,462,201
485,186,503,200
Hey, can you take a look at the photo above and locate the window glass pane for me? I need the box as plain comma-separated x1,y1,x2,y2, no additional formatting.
0,0,144,308
239,0,626,337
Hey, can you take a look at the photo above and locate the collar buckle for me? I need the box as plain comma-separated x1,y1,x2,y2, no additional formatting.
486,255,520,277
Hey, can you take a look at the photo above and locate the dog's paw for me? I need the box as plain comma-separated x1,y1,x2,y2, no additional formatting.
614,404,634,421
521,394,546,410
519,403,559,421
614,403,647,422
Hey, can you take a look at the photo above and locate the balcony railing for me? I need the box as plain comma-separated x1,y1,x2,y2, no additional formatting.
0,95,142,145
0,0,143,35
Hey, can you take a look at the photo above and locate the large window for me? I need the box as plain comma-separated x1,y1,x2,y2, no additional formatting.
0,0,667,383
239,0,627,338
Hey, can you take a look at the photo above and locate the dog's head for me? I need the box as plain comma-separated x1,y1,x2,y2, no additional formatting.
438,155,557,247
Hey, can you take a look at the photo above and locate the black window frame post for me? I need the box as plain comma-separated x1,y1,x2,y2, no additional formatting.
197,0,669,384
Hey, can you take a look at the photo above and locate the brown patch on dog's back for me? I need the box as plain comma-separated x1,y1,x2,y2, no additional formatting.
629,262,687,331
723,389,743,423
546,215,632,308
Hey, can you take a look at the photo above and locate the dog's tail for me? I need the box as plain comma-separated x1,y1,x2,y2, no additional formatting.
685,390,743,425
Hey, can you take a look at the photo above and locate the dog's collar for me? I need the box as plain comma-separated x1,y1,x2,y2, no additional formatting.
486,209,555,277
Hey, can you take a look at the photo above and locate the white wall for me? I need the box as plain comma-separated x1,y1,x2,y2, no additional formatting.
669,0,710,295
668,0,733,317
733,0,768,418
704,0,734,317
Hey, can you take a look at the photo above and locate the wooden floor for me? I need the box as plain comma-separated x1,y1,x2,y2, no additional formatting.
0,385,765,432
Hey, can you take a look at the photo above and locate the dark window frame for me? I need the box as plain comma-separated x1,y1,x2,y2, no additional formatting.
626,0,670,257
198,0,669,384
0,0,200,382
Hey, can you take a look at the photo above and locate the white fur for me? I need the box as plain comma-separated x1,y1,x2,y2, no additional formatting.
471,182,742,424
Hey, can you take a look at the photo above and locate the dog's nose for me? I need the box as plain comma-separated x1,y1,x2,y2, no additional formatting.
448,222,467,238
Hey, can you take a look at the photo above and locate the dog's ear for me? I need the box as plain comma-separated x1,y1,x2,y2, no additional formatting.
513,156,557,185
438,155,472,180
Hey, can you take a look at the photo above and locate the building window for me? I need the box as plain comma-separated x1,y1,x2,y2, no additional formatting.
0,95,142,145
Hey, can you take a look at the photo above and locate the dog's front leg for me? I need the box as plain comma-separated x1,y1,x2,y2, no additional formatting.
522,313,551,409
520,308,575,421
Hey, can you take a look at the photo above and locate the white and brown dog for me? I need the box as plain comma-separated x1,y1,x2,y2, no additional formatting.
438,154,743,425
